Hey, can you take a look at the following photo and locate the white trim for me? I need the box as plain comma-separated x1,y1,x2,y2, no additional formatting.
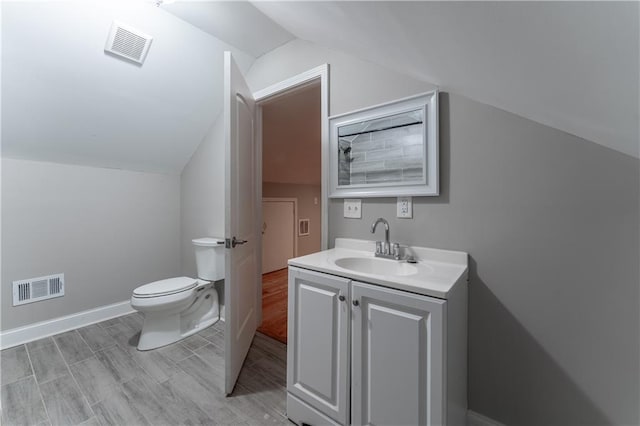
466,410,506,426
253,64,328,102
329,90,439,198
263,197,299,258
255,88,264,327
253,64,330,251
0,300,134,350
328,90,436,121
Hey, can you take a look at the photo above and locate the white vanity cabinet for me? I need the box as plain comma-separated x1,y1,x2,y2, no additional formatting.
287,265,467,426
351,281,445,426
287,267,350,425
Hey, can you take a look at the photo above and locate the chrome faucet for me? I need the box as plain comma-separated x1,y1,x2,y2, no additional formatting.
371,218,400,260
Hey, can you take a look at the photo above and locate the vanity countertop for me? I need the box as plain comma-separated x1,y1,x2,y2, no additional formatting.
288,238,468,300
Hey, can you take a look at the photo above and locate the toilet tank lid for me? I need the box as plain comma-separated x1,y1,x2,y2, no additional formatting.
192,237,225,247
133,277,198,298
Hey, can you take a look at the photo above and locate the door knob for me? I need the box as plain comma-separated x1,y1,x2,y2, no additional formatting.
352,300,360,307
338,295,345,302
231,237,247,248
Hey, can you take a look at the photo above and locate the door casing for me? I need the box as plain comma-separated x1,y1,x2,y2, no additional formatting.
253,64,330,270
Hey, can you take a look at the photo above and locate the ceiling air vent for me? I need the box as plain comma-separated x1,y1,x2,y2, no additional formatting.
105,21,153,65
13,274,65,306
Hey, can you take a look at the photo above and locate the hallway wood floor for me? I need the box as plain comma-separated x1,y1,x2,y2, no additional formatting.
258,268,288,344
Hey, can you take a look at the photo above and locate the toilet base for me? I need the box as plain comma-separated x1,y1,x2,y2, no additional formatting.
137,314,219,350
137,287,220,351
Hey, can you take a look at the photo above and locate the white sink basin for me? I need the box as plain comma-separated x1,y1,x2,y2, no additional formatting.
334,257,421,277
288,238,468,299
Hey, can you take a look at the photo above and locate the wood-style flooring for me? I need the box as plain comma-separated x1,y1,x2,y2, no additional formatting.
258,268,288,344
1,312,288,426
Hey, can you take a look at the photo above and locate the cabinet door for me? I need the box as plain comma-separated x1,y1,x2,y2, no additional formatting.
287,267,350,424
351,281,445,426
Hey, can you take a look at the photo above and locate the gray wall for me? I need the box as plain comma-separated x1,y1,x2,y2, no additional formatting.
330,93,639,425
263,182,322,257
180,114,225,278
246,39,437,117
180,113,226,313
1,158,181,330
247,40,640,425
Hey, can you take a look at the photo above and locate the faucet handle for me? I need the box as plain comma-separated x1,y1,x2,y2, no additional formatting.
393,243,400,259
375,241,383,254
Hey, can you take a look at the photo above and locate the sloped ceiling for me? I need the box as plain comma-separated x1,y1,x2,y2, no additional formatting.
1,1,254,174
253,1,639,158
3,1,638,175
161,1,295,58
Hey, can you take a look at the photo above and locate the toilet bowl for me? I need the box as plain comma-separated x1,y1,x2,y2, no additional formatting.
131,237,225,351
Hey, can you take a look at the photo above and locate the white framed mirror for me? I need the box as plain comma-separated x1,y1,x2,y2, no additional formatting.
329,91,439,198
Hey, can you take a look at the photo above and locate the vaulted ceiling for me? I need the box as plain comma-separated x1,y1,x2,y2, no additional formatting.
162,1,295,58
2,1,638,176
251,1,639,158
1,1,254,174
172,1,639,158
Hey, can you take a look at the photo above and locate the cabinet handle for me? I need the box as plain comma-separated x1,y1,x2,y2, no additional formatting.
352,300,360,307
338,295,345,302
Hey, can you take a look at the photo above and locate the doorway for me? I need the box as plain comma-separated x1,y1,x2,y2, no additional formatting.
257,78,325,344
258,198,297,341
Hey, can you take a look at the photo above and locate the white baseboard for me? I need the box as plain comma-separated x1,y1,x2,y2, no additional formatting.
467,410,505,426
0,300,134,350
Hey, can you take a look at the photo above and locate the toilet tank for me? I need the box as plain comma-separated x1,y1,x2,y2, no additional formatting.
192,237,225,281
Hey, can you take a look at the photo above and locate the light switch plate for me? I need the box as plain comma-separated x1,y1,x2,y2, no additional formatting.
344,199,362,218
397,197,412,218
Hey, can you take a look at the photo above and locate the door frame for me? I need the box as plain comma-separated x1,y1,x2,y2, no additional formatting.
262,197,299,263
253,65,330,263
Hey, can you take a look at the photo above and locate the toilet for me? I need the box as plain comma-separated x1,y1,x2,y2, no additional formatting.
131,237,225,351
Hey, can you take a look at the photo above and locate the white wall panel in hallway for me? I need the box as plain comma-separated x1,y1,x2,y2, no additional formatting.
262,199,296,274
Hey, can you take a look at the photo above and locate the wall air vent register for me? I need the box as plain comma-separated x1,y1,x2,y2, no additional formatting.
13,273,65,306
299,219,310,236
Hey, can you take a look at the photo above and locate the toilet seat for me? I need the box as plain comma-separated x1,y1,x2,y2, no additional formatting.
133,277,198,298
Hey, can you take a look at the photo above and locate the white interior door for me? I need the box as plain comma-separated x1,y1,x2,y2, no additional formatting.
262,200,295,274
224,51,259,395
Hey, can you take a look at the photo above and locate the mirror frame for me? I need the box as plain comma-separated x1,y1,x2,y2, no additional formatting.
329,90,439,198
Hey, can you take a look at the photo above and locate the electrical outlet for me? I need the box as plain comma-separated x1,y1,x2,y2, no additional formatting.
344,199,362,218
397,197,412,218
